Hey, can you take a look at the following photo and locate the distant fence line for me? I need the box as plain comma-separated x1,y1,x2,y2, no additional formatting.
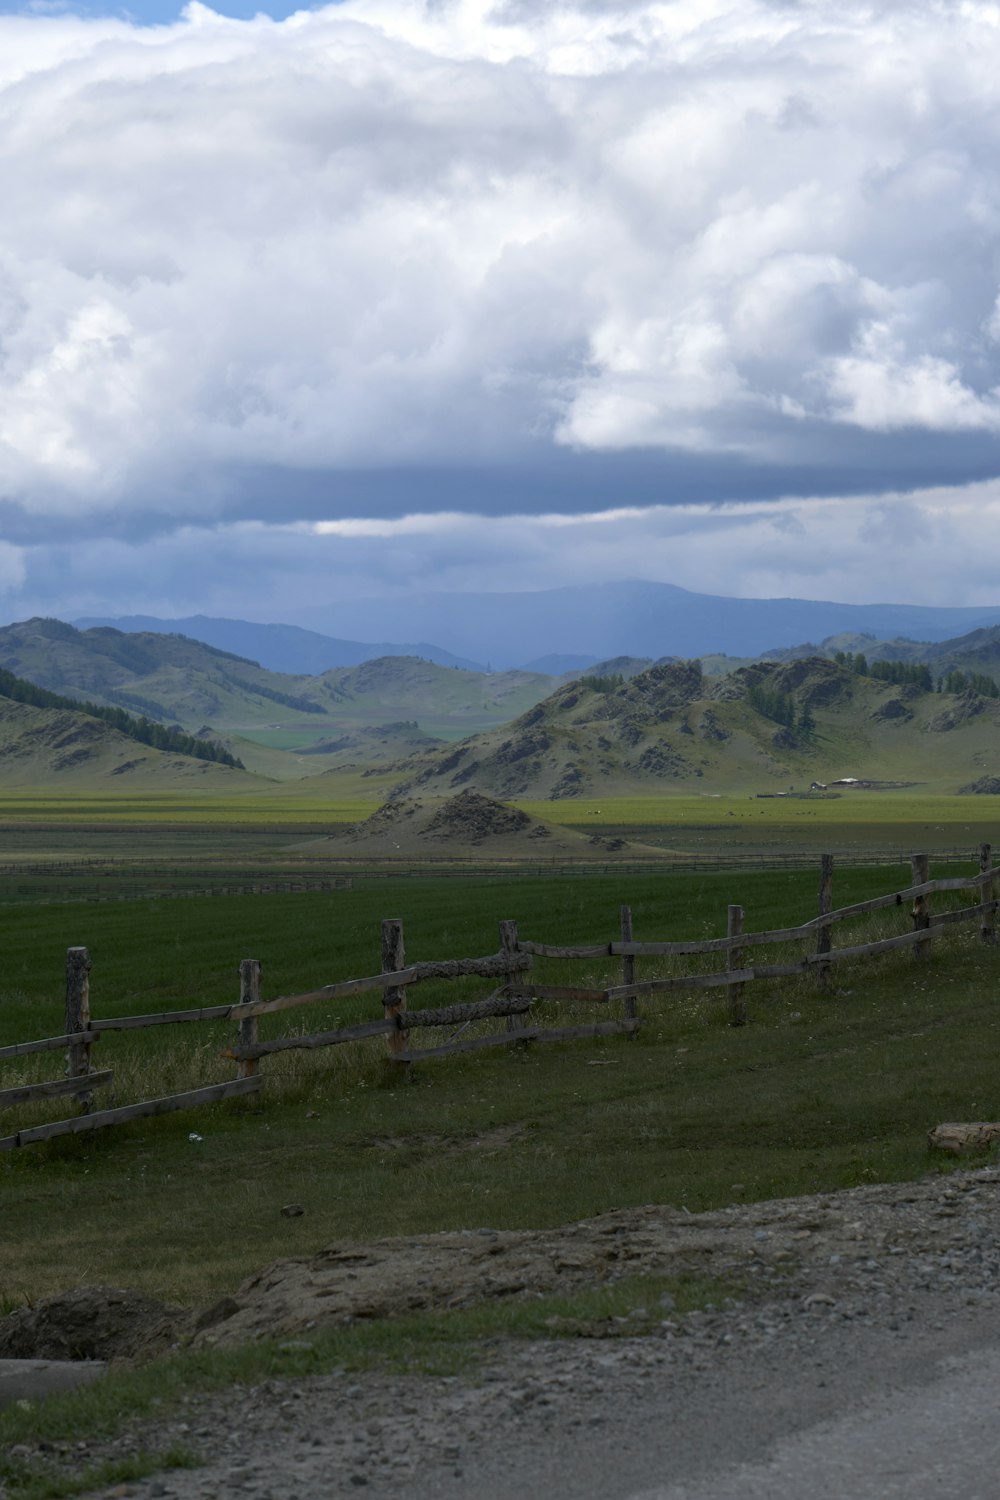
0,848,986,906
8,878,354,905
1,845,996,1150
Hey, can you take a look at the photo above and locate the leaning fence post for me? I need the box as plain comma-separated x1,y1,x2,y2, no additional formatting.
980,843,996,945
816,853,834,992
727,905,746,1026
236,959,262,1079
620,905,637,1023
497,912,530,1044
65,946,93,1111
911,853,931,960
382,918,408,1064
499,920,525,1037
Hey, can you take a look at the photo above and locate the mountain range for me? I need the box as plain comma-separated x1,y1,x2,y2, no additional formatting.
1,620,999,796
0,619,560,776
78,583,1000,673
293,580,1000,667
74,614,487,675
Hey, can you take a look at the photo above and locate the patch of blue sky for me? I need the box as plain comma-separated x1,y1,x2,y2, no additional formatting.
0,0,326,22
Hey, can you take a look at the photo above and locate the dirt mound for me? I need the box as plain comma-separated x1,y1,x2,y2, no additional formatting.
424,790,534,842
344,791,548,850
0,1287,191,1363
188,1168,999,1351
347,797,423,840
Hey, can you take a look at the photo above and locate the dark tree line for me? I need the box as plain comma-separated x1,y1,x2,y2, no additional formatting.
0,667,244,768
938,668,999,698
833,649,998,697
225,673,326,714
746,684,815,739
867,660,934,691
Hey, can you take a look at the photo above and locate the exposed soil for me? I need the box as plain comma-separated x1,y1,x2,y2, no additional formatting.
0,1287,186,1364
6,1163,1000,1499
4,1160,995,1365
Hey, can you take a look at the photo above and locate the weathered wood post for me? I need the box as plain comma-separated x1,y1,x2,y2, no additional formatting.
236,959,262,1080
911,853,931,960
500,919,525,1037
65,946,93,1110
816,853,834,992
382,918,408,1064
620,905,637,1023
980,843,996,945
727,905,746,1026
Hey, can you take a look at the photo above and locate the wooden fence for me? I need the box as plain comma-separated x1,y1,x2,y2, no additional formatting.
2,846,997,1150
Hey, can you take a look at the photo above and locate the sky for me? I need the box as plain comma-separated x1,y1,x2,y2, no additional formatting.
3,0,1000,633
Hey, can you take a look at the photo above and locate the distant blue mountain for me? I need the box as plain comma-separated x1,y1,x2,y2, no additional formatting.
297,581,1000,668
73,615,487,675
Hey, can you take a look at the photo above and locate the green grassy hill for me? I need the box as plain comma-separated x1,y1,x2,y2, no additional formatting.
0,621,559,766
0,697,262,789
392,656,1000,799
309,656,556,739
0,617,326,723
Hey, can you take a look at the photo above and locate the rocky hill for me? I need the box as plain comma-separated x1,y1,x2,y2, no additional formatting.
391,656,1000,798
299,790,649,859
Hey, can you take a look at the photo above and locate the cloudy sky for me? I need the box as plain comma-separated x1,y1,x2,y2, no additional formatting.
3,0,1000,633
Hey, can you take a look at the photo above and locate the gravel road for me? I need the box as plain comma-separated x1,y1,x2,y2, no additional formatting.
7,1163,1000,1499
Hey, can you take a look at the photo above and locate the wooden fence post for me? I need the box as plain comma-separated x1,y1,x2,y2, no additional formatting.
236,960,262,1079
727,905,746,1026
382,918,408,1064
65,946,92,1111
500,920,525,1037
911,853,931,960
620,905,636,1023
816,853,834,992
980,843,996,945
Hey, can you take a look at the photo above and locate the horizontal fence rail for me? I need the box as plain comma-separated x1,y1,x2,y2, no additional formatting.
1,844,997,1147
0,1078,261,1151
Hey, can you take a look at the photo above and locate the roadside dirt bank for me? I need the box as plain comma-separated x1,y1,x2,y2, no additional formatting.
4,1162,1000,1498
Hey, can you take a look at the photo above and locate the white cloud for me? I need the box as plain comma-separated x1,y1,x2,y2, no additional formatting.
1,0,1000,522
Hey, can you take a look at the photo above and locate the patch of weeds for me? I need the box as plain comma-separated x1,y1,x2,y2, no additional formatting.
1,1448,197,1500
478,1270,745,1339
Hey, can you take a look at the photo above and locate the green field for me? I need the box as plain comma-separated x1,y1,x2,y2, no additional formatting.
520,791,1000,856
2,786,999,842
0,788,995,914
2,857,993,1308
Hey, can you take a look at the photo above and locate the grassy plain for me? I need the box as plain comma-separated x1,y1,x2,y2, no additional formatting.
1,786,998,847
521,791,1000,857
2,859,994,1309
